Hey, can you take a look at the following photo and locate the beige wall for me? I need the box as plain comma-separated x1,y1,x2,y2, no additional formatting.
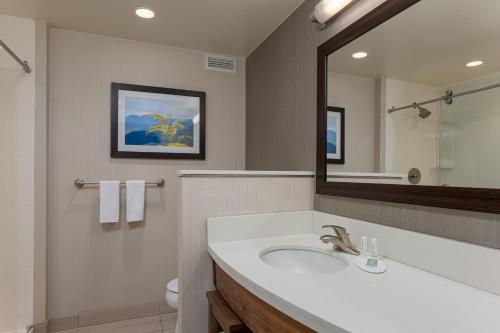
245,0,500,250
246,0,386,171
326,73,439,182
383,78,439,185
327,72,376,173
178,175,314,333
0,14,36,332
47,29,246,319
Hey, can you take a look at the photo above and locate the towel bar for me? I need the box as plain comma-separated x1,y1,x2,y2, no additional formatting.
74,178,165,188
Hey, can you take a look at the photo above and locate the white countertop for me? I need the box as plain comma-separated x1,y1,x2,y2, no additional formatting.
177,170,315,177
208,233,500,333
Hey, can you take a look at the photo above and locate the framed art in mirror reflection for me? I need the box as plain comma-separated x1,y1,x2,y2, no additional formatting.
326,106,345,164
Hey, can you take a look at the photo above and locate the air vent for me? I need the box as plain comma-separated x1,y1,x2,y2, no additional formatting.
205,53,236,73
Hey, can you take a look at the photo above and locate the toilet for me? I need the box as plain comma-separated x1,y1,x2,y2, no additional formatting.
166,278,179,332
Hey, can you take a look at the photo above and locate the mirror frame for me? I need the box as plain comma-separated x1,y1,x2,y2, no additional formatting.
316,0,500,214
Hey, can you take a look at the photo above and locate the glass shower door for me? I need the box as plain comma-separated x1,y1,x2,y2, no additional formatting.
438,75,500,188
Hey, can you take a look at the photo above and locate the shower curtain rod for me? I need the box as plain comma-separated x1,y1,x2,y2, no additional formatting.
388,82,500,113
0,38,32,73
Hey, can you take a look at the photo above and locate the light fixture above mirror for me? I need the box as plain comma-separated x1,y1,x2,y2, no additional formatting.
309,0,360,29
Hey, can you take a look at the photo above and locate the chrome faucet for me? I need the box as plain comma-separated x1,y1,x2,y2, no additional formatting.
320,225,360,256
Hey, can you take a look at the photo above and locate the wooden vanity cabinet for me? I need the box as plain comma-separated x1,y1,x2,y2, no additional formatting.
212,262,315,333
207,290,250,333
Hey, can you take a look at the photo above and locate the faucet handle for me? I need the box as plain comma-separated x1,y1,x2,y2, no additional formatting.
322,225,352,246
320,235,359,256
322,225,347,235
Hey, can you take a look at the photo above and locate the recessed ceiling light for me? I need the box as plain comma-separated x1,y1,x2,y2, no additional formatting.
352,52,368,59
466,60,483,67
135,7,155,19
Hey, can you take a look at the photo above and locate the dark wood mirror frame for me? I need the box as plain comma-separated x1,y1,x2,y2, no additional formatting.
316,0,500,214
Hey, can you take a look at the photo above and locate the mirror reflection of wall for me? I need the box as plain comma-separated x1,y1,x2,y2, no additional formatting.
325,0,500,188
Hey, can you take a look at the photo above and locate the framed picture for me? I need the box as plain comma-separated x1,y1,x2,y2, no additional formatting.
326,106,345,164
111,83,205,159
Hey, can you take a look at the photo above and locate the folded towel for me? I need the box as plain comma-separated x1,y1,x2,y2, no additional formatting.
99,181,120,223
126,180,145,222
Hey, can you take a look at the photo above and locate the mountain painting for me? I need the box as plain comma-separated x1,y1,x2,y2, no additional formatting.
124,101,195,148
326,107,345,164
112,83,206,159
327,129,337,154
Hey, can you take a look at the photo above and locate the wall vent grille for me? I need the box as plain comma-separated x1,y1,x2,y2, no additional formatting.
205,53,236,73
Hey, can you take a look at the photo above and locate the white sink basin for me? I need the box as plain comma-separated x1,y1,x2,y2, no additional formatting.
259,246,347,274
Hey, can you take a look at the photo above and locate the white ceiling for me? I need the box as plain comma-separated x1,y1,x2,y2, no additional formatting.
0,0,304,57
328,0,500,87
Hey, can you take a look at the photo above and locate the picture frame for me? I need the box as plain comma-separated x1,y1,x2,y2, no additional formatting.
326,106,345,164
111,83,206,159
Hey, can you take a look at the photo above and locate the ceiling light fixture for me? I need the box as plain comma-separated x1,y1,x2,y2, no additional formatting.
352,51,368,59
309,0,359,29
466,60,483,67
135,7,155,19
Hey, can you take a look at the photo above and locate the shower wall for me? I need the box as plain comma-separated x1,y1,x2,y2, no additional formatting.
439,73,500,188
382,78,440,185
324,74,441,185
0,14,36,333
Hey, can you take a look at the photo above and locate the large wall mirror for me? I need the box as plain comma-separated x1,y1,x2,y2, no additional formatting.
317,0,500,213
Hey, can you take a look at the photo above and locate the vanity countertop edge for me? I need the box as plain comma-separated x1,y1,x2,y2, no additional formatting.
207,211,500,333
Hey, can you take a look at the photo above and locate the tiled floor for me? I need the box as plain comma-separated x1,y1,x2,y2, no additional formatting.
57,313,177,333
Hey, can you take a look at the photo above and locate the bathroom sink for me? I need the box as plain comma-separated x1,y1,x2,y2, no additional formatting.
259,246,347,274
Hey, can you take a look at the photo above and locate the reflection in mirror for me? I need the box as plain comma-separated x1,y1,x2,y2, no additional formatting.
324,0,500,188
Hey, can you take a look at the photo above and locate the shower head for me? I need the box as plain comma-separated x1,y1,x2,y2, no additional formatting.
418,106,432,119
413,103,432,119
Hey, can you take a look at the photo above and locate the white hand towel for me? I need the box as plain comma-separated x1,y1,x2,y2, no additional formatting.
126,180,145,222
99,181,120,223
